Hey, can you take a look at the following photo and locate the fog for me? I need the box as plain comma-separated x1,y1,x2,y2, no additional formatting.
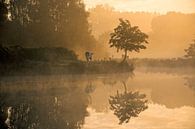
88,5,195,58
0,1,195,129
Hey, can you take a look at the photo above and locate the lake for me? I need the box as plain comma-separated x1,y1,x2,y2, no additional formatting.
0,68,195,129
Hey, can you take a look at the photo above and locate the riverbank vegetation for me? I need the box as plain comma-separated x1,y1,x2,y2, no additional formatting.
1,0,194,76
0,45,134,76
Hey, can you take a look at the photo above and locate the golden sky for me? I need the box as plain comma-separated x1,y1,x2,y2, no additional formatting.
85,0,195,58
84,0,195,14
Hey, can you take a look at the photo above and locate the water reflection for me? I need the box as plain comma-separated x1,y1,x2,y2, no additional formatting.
0,86,90,129
0,71,195,129
85,82,96,94
101,73,134,86
185,76,195,92
109,82,148,124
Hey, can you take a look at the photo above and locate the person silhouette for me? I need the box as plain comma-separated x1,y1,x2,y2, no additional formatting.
85,51,93,62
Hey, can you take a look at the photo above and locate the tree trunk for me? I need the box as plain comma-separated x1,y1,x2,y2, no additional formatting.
121,49,127,63
122,81,127,93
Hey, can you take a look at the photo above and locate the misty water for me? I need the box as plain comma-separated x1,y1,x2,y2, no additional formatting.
0,68,195,129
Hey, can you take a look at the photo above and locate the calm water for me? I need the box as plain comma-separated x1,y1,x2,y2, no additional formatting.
0,69,195,129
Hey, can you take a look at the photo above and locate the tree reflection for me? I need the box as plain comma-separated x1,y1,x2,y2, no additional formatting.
109,82,148,124
0,85,89,129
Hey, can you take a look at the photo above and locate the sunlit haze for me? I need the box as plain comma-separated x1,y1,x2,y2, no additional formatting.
1,0,195,128
84,0,195,14
86,1,195,58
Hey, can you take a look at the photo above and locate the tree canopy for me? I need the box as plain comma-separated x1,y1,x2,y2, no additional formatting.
109,19,148,62
0,0,96,54
0,0,8,24
185,40,195,59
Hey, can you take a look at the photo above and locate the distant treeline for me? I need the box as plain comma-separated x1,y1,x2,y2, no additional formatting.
89,5,195,58
131,58,195,68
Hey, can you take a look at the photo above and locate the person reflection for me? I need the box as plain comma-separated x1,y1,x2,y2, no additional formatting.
102,72,134,86
85,82,96,94
109,82,148,124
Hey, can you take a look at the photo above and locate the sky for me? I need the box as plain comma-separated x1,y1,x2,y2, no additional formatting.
83,0,195,14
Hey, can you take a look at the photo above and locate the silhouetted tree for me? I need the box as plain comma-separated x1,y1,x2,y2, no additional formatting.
0,0,8,24
109,82,148,124
0,0,96,52
185,40,195,59
109,19,148,63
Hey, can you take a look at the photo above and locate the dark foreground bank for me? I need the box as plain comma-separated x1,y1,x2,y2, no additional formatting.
0,46,134,76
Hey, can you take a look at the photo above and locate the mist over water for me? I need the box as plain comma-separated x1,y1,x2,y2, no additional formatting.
0,68,195,129
0,1,195,129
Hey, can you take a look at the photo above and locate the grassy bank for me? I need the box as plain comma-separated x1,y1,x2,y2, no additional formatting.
0,60,134,76
0,45,134,76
